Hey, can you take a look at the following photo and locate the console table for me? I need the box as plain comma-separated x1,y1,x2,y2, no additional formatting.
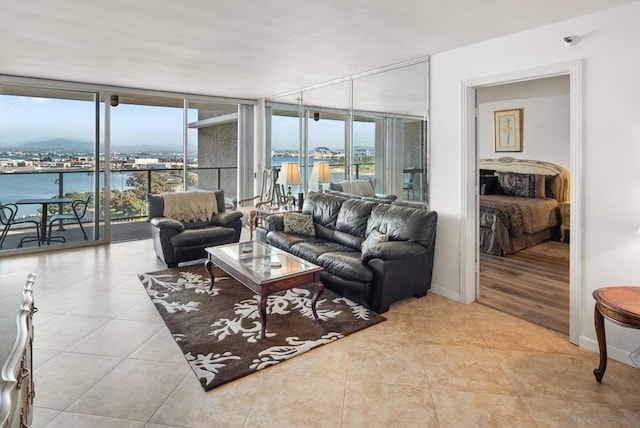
593,286,640,383
0,272,36,428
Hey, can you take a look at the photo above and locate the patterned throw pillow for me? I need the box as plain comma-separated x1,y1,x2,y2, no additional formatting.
283,212,315,236
498,172,546,199
360,229,389,261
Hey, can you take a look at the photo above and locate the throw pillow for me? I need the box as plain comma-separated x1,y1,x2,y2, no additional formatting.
498,172,546,199
360,229,389,261
283,212,315,236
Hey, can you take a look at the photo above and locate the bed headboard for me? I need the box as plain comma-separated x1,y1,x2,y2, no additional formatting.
478,157,570,202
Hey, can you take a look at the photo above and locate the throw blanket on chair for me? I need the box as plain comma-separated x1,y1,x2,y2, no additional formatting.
162,191,218,223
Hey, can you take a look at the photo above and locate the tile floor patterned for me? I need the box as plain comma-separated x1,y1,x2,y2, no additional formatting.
2,236,639,427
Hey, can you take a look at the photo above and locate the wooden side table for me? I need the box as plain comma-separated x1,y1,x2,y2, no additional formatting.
593,286,640,382
559,201,570,242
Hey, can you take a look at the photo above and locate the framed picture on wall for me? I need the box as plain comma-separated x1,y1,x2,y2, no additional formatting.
494,108,523,152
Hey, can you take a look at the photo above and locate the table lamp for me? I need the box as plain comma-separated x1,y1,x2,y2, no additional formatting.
276,162,302,209
309,161,333,193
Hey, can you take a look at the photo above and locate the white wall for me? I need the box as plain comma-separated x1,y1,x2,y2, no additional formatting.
429,2,640,363
477,76,570,168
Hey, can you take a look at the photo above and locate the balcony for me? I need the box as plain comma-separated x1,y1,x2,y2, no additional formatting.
0,166,237,253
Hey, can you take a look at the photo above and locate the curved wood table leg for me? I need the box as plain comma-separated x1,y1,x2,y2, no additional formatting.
257,293,267,339
593,302,607,383
205,259,216,291
311,281,324,320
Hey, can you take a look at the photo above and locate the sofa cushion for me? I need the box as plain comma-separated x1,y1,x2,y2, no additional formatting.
331,229,364,251
331,179,376,197
289,241,354,264
336,199,376,237
316,251,374,283
302,192,345,229
266,231,317,252
170,227,234,247
146,190,227,222
366,204,438,248
146,193,164,220
283,212,316,236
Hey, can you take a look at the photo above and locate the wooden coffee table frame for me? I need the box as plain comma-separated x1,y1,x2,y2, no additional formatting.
205,242,324,339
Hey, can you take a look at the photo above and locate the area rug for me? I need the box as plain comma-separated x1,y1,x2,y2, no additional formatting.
138,264,385,391
519,240,569,260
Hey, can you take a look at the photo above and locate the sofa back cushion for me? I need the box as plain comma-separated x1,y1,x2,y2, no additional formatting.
302,192,345,229
336,199,375,237
329,179,376,197
145,190,226,224
366,204,438,248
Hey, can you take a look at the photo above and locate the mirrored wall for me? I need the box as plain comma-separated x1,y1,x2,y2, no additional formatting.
266,59,429,205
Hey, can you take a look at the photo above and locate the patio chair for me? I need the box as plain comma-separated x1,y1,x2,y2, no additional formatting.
46,194,92,244
0,201,41,249
403,172,416,199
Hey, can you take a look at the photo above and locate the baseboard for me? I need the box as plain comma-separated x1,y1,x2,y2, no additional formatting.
579,335,636,368
430,282,460,302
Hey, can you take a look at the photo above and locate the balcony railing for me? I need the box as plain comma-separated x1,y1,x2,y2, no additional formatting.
0,166,238,223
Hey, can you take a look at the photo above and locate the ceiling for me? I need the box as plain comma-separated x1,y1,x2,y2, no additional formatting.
0,1,636,102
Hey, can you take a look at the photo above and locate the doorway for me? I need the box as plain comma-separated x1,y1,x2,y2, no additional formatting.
461,61,583,344
476,76,570,334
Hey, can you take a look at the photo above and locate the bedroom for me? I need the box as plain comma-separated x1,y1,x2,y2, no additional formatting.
475,75,571,334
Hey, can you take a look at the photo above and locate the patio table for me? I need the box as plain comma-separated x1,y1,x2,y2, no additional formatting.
15,197,74,244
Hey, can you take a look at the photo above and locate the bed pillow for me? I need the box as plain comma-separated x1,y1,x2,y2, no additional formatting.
480,175,499,195
283,212,316,236
498,172,546,199
545,174,562,200
479,169,496,176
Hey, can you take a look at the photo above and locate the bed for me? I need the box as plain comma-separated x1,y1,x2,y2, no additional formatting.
478,157,570,256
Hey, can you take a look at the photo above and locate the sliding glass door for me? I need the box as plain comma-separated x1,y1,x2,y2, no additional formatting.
0,85,102,252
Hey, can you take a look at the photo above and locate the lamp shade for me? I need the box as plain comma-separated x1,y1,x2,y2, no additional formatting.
276,162,302,186
309,162,333,184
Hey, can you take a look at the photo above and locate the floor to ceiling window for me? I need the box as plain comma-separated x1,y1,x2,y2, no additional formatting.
0,78,249,254
0,85,102,251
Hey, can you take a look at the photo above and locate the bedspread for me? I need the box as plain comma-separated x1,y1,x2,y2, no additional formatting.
479,195,559,237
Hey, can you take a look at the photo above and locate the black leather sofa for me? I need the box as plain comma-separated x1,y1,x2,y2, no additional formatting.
256,192,437,313
146,190,243,267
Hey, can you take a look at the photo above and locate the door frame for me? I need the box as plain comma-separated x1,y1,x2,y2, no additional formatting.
460,60,583,344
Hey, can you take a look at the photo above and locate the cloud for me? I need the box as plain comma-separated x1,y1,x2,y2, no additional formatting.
19,96,50,104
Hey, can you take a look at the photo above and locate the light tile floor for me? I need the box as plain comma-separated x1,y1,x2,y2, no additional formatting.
3,236,640,427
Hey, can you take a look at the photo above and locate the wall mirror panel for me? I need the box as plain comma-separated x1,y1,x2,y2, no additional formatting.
352,61,428,203
266,58,429,205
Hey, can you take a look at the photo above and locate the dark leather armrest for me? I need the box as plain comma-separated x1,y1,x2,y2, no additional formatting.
211,211,243,227
150,217,185,232
362,240,425,262
262,213,284,232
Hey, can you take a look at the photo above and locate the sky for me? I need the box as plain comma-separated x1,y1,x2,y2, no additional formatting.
0,95,374,151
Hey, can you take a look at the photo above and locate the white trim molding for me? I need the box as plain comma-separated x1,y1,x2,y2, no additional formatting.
460,60,584,345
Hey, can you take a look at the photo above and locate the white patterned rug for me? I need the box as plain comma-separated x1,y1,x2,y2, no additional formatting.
138,264,386,391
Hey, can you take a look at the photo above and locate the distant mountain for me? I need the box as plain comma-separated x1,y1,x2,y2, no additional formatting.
18,138,93,152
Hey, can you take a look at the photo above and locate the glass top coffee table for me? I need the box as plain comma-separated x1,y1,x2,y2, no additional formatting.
204,241,324,339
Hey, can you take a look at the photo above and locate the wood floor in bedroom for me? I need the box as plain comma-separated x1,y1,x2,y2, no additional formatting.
479,240,570,335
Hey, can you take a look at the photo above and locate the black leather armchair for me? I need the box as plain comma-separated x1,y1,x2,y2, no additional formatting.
146,190,243,267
